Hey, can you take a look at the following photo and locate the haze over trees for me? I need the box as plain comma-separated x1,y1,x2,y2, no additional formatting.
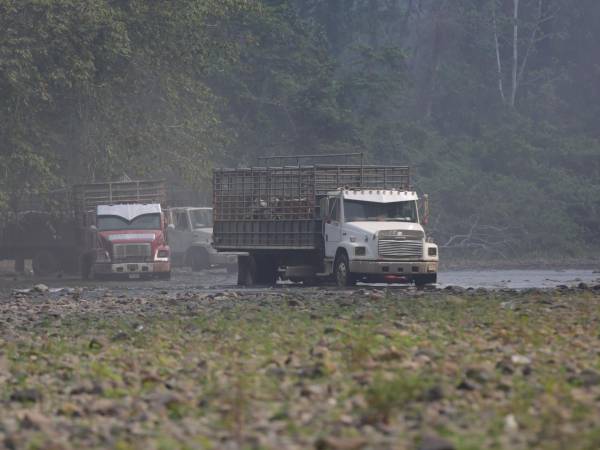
1,0,599,259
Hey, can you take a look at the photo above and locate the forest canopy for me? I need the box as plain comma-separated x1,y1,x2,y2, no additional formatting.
1,0,599,259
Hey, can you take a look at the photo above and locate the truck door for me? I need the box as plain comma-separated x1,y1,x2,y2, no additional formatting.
324,196,342,257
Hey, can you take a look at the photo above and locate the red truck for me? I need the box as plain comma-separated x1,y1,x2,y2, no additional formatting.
0,180,172,280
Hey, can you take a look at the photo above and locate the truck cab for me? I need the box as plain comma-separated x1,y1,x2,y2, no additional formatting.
85,203,171,280
321,189,438,286
167,207,237,272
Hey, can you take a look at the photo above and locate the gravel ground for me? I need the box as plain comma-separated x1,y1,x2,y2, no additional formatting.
2,278,600,449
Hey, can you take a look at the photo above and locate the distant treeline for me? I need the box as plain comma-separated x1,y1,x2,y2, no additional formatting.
1,0,599,258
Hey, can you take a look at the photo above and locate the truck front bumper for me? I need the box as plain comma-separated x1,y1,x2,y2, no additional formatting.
350,260,437,276
94,261,171,278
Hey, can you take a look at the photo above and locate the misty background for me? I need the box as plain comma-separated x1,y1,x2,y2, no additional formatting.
1,0,599,261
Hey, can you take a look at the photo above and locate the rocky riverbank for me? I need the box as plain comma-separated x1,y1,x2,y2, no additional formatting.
1,285,600,449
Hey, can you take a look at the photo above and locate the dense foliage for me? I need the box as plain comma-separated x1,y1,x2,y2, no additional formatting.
1,0,599,259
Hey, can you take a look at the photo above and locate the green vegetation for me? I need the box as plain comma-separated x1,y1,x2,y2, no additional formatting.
1,0,599,258
2,288,600,448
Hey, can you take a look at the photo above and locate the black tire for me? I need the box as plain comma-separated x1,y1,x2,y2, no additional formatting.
255,254,278,285
334,251,355,287
81,255,93,280
237,254,277,286
59,253,80,275
190,248,209,271
157,271,172,281
414,273,437,288
32,251,58,276
237,255,256,286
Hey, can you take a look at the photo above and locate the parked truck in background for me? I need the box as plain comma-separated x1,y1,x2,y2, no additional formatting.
166,206,237,272
0,195,80,276
0,180,172,280
212,155,438,287
76,181,171,280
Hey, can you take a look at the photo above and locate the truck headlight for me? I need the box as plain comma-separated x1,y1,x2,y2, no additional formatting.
355,247,366,256
428,247,437,256
155,249,170,261
349,236,357,243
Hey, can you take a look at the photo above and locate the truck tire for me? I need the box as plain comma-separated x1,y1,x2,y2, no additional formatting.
59,252,80,275
414,273,437,288
157,271,172,281
255,256,277,285
190,248,209,271
334,252,356,287
237,255,257,286
32,251,58,276
238,254,277,286
81,255,93,280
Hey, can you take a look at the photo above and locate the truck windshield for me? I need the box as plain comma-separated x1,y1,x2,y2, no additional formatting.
97,214,161,231
190,209,213,228
344,200,417,222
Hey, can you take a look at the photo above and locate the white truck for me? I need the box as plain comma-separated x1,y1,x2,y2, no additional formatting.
212,155,438,287
166,207,237,272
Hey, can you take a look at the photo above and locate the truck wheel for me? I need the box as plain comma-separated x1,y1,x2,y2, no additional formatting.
190,248,209,271
59,253,80,275
81,255,93,280
414,274,437,288
334,252,355,287
32,251,58,276
237,255,257,286
253,254,277,285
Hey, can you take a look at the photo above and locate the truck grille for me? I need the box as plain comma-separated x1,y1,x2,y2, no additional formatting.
378,239,423,259
113,243,152,262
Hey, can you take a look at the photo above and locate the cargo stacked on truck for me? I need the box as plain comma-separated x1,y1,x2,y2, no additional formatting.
74,180,172,280
212,154,438,287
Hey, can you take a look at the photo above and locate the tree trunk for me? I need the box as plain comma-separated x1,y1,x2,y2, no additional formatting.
492,1,506,104
510,0,520,107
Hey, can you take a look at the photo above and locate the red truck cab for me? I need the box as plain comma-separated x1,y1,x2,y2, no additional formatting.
86,203,171,280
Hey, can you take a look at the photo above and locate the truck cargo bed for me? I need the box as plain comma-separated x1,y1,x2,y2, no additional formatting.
213,164,410,250
73,180,167,211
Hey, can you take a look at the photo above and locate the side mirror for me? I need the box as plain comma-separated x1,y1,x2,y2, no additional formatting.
89,225,97,232
167,223,175,230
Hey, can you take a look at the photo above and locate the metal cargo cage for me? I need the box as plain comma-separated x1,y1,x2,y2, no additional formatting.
73,180,167,212
212,164,410,250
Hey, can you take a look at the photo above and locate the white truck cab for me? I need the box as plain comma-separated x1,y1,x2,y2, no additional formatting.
320,189,438,286
167,207,237,272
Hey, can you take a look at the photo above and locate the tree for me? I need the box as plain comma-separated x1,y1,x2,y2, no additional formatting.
490,0,558,107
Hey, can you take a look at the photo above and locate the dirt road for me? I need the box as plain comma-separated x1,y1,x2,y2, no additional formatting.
1,267,599,299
